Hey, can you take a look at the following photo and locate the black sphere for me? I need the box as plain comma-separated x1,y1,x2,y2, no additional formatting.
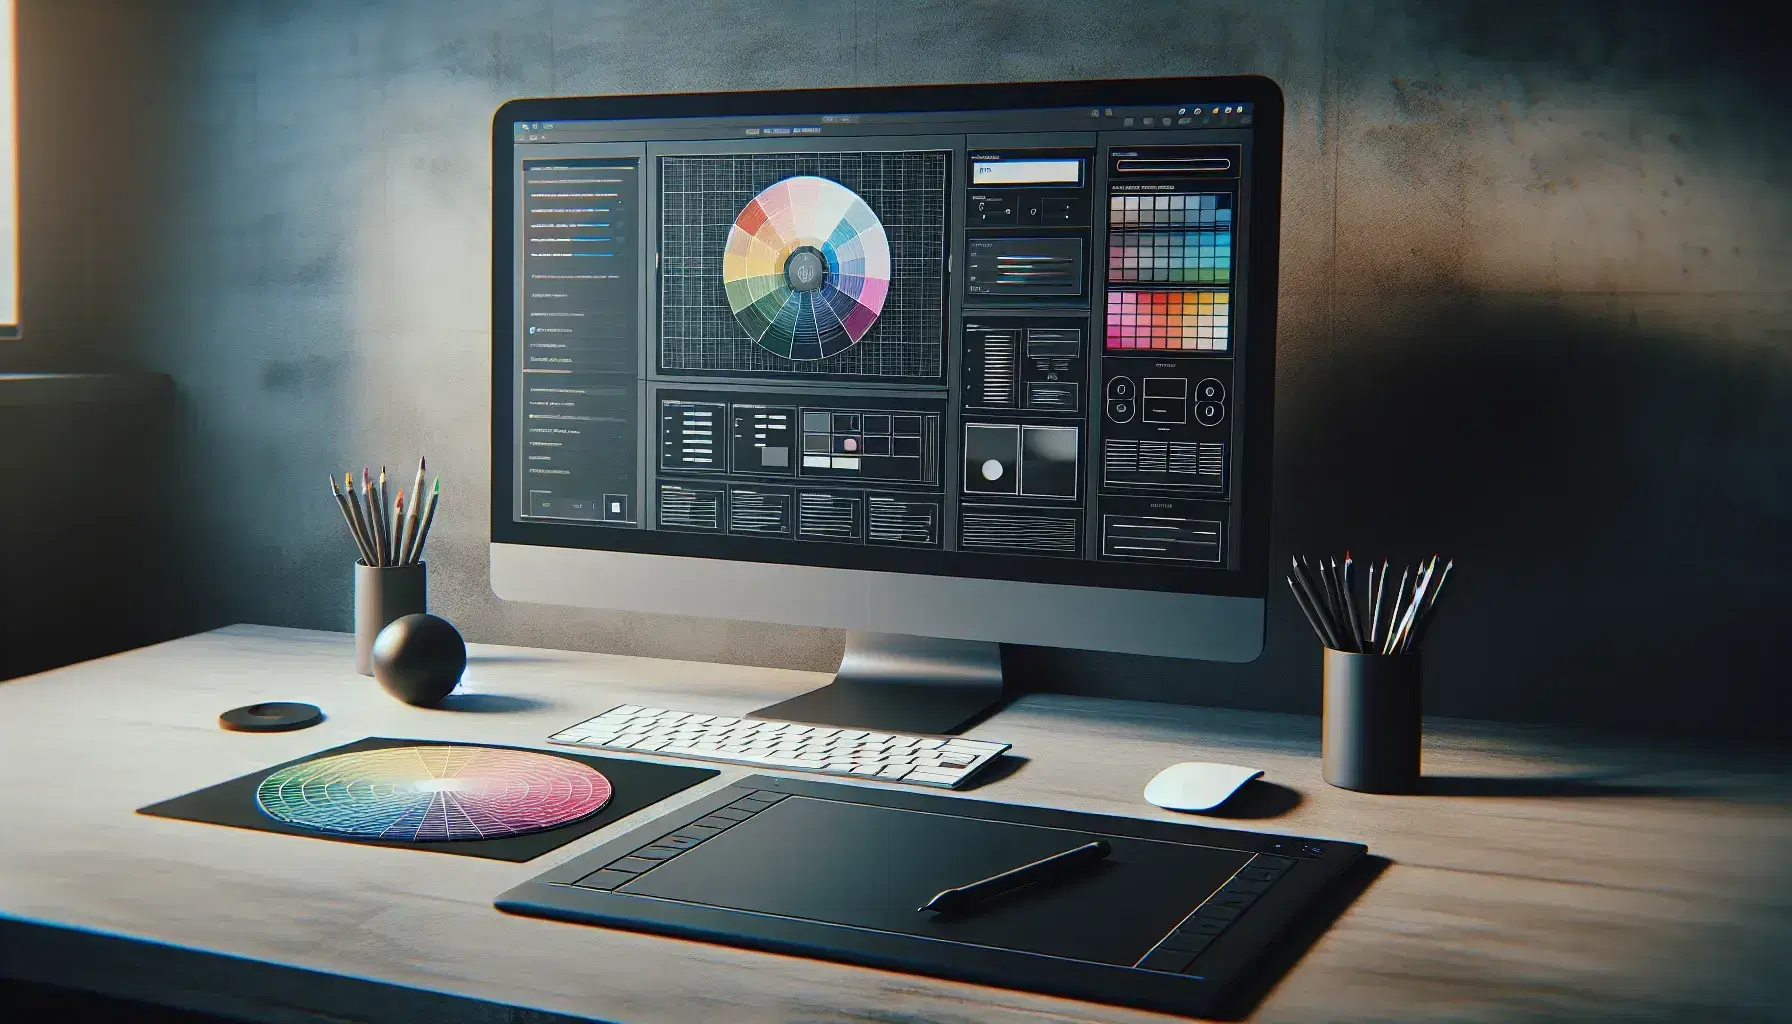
371,613,467,707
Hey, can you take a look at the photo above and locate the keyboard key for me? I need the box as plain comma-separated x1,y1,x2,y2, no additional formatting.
631,846,682,860
913,739,945,749
708,807,754,822
879,765,914,779
608,705,643,716
654,835,703,850
908,769,963,785
694,815,742,830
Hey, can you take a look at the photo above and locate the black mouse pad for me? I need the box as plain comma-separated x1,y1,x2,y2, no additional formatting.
137,737,717,862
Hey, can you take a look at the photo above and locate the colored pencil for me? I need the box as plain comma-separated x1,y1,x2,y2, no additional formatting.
410,477,441,565
362,468,384,566
331,461,441,569
400,456,426,564
330,475,375,565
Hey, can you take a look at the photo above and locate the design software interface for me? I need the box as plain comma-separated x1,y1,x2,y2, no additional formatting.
509,100,1258,578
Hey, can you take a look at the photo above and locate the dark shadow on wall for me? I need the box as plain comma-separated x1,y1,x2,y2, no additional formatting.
0,384,220,682
1012,296,1792,742
1403,0,1792,109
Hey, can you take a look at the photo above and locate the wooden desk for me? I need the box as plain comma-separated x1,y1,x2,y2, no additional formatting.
1,625,1788,1022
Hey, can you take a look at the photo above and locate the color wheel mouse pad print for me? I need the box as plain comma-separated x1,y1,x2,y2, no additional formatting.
137,737,717,861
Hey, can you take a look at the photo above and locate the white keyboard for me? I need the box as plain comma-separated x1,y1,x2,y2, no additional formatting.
548,704,1010,789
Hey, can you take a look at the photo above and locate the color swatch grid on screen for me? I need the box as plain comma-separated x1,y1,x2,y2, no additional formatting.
1106,230,1231,284
1108,192,1232,228
721,176,892,362
254,745,614,842
1105,290,1230,352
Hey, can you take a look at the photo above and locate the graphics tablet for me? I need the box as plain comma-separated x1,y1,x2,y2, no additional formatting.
496,775,1365,1017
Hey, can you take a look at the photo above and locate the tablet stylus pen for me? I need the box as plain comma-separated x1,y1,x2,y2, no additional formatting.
917,839,1111,913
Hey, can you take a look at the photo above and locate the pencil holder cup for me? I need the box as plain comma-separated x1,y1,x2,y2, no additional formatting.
1322,647,1422,793
354,562,427,675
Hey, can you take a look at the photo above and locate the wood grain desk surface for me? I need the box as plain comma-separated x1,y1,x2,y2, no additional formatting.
1,624,1788,1023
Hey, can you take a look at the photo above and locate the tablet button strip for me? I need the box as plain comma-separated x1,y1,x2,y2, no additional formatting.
574,790,786,891
1135,853,1294,975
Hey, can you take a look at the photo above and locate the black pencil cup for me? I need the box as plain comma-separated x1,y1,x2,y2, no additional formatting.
1322,648,1422,793
355,562,427,676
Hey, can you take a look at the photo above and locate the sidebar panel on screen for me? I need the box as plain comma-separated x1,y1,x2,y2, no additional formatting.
519,158,642,525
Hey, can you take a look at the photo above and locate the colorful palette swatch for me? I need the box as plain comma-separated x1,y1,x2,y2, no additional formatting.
1108,192,1232,229
1105,290,1230,352
255,745,613,842
722,176,892,361
1107,229,1231,284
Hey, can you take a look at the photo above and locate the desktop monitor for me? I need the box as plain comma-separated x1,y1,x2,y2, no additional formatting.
492,77,1282,733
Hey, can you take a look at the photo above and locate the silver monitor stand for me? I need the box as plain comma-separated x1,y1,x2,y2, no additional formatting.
750,631,1005,735
492,544,1266,735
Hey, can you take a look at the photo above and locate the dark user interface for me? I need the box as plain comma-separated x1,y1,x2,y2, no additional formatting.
514,104,1252,571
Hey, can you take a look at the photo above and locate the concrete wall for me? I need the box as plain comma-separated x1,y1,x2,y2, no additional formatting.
6,0,1788,738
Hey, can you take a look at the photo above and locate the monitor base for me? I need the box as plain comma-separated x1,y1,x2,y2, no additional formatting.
750,631,1005,735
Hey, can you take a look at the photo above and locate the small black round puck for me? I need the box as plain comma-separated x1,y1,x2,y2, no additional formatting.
219,702,323,733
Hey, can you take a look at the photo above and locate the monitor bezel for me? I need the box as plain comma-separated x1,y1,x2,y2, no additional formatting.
492,76,1281,599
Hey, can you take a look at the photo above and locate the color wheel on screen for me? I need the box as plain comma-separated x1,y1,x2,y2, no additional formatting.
722,176,892,360
254,745,612,842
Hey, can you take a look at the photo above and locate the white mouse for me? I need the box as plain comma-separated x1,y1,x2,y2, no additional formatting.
1143,762,1264,812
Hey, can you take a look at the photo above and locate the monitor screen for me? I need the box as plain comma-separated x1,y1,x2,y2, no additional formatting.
493,79,1279,598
